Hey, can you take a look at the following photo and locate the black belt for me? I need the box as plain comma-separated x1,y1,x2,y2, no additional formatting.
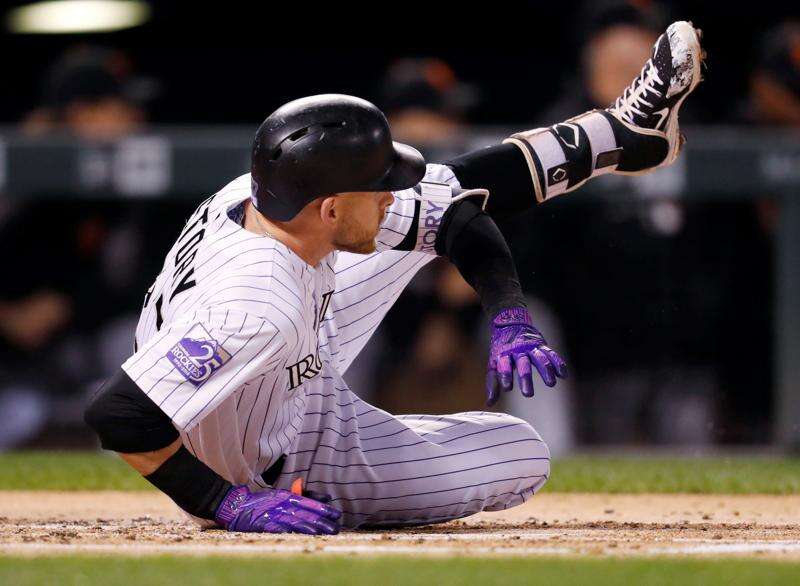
260,454,286,486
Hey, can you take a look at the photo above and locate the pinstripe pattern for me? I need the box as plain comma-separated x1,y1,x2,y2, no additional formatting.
122,165,550,526
272,366,550,528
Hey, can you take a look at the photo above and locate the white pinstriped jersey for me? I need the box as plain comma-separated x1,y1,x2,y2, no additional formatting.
122,164,460,484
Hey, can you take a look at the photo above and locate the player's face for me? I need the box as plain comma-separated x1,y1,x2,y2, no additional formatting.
331,191,394,254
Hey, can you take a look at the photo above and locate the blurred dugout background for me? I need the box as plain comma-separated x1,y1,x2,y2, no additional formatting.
0,0,798,454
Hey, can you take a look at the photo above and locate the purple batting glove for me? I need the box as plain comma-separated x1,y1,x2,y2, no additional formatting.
486,307,568,406
215,485,342,535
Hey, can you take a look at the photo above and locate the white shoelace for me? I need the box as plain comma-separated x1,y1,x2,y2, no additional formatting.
612,61,664,125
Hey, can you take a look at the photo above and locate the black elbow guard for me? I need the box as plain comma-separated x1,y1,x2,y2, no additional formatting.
434,197,483,257
84,369,179,453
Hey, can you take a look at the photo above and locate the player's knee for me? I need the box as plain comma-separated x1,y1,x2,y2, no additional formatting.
501,414,551,489
525,427,551,488
534,444,551,491
84,369,178,453
477,417,550,513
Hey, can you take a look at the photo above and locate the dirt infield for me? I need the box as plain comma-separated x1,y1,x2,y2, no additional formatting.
1,492,799,558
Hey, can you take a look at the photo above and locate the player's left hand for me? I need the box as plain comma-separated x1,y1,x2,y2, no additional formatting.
215,485,342,534
486,307,567,406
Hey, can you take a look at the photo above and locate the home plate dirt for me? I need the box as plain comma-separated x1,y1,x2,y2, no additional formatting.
1,492,798,558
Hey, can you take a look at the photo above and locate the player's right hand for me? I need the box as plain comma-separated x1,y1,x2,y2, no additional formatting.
214,485,342,534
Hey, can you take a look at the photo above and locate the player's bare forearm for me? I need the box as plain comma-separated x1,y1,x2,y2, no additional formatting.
118,438,182,476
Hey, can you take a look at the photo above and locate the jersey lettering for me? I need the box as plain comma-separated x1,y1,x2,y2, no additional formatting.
169,203,210,302
155,294,164,330
286,351,322,390
170,268,196,302
315,290,334,330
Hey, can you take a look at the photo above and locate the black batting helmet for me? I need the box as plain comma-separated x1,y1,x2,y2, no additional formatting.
251,94,426,221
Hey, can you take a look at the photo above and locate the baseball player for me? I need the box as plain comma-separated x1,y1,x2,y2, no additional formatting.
86,22,703,534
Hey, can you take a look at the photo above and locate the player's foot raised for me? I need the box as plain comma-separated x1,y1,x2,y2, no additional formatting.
606,20,705,172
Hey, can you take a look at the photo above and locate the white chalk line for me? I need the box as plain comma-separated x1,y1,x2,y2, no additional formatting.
2,538,800,557
652,541,800,555
0,542,572,556
325,532,558,543
6,528,556,542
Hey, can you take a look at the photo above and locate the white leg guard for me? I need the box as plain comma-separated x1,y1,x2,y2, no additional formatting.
503,109,668,203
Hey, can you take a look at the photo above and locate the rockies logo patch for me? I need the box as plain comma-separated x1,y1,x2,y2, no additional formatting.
167,324,231,387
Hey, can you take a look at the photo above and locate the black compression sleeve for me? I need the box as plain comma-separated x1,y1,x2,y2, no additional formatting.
84,369,179,453
145,446,232,521
445,143,536,218
435,198,526,319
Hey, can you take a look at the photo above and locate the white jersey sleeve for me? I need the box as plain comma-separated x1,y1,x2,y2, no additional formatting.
122,307,288,432
374,163,488,254
324,164,487,373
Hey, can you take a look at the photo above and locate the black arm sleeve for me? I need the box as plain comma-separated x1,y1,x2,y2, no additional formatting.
145,446,232,520
445,143,536,218
435,198,526,319
84,369,231,521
